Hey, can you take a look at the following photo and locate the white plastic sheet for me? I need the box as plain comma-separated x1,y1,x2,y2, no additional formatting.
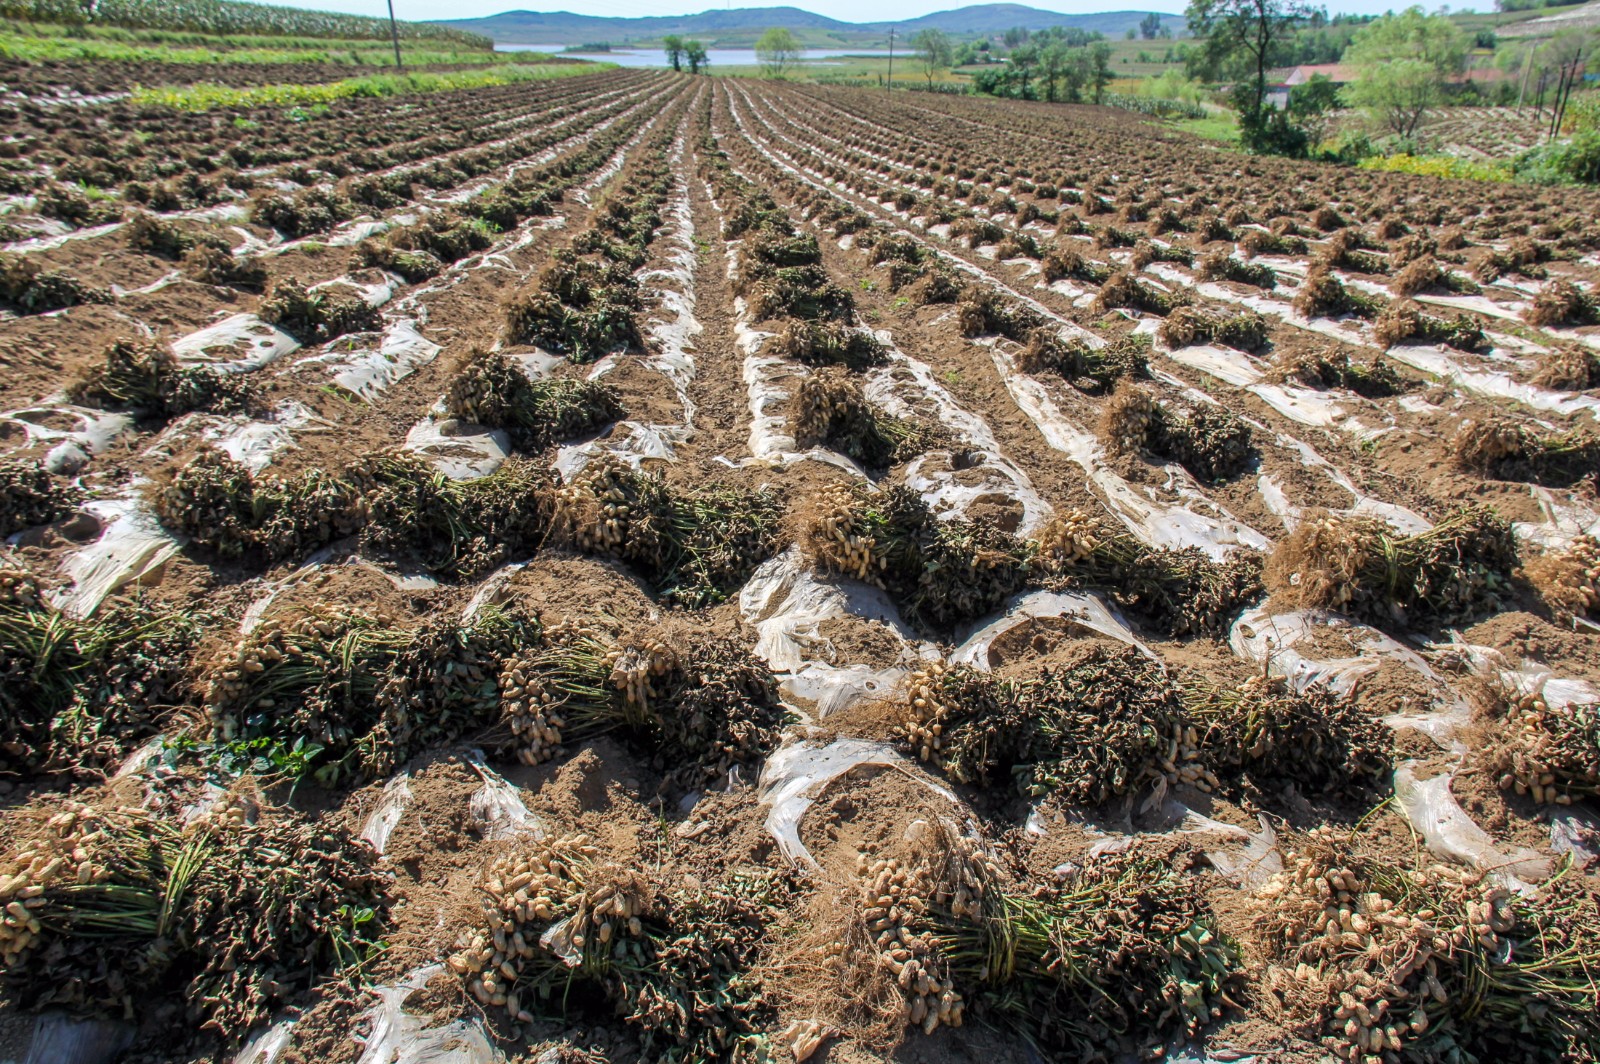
50,488,178,617
1393,763,1549,891
951,590,1156,669
758,738,956,870
10,1014,135,1064
299,320,441,402
739,549,927,717
355,965,499,1064
172,313,300,372
361,772,413,855
403,418,510,481
467,754,546,841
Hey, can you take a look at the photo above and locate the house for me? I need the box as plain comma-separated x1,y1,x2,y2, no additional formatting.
1264,63,1355,109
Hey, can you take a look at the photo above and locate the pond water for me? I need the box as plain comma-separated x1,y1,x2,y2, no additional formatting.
497,44,897,69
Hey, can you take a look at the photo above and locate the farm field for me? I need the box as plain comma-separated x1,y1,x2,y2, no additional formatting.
3,66,1600,1064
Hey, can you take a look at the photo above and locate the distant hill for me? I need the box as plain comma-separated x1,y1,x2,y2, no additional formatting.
436,5,1186,45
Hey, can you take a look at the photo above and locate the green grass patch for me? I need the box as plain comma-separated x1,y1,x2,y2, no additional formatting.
1166,112,1240,145
131,61,611,111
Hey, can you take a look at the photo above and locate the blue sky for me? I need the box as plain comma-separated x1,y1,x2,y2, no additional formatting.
258,0,1476,28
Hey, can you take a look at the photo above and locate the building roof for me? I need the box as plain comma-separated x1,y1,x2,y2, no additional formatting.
1284,63,1355,85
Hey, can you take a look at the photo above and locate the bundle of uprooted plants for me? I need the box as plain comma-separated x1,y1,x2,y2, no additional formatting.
258,279,381,344
1,567,201,777
898,647,1214,802
868,235,961,304
1098,381,1256,482
794,369,940,470
1523,279,1599,329
1040,244,1114,286
1522,533,1600,624
1453,417,1600,486
0,458,79,537
1180,673,1392,798
452,834,792,1062
1292,266,1386,321
1532,343,1600,390
806,483,1031,631
0,253,110,315
154,449,365,566
831,826,1238,1058
1314,230,1390,275
1254,826,1600,1063
442,349,624,451
1273,350,1405,398
205,601,536,784
1030,510,1263,638
1390,257,1481,299
1197,250,1276,290
157,449,555,577
496,621,788,785
1263,507,1517,627
69,339,256,419
1482,682,1600,803
1159,305,1270,351
552,457,782,608
0,799,389,1044
1093,269,1192,316
1373,300,1485,352
1013,328,1148,393
503,254,644,363
771,317,887,370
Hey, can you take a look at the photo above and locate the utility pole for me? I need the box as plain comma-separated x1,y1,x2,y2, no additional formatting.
886,27,894,90
387,0,404,70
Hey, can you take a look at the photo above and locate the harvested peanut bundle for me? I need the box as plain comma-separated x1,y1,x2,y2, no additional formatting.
0,458,79,537
934,846,1238,1057
0,799,388,1044
69,339,255,419
1264,507,1518,628
1484,687,1599,804
154,449,363,564
1292,265,1385,320
443,349,624,451
1523,279,1600,329
794,368,938,470
1,575,200,778
1522,534,1600,623
1014,328,1148,393
1453,418,1600,486
919,644,1207,804
1197,250,1276,289
806,483,1031,631
1098,381,1257,482
502,255,644,362
1272,350,1405,398
258,278,381,344
1531,344,1600,390
1255,828,1600,1063
1182,674,1393,797
1093,268,1192,315
205,602,535,784
1159,305,1270,351
455,835,788,1062
1373,300,1485,352
552,456,782,608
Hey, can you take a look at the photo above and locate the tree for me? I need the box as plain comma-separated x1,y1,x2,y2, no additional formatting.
1089,41,1113,103
756,27,802,78
1004,26,1030,48
1288,72,1340,147
912,28,954,87
1010,42,1040,97
1140,11,1163,38
1186,0,1317,127
1343,7,1466,140
662,34,685,72
685,40,709,74
1344,57,1446,140
1038,40,1073,101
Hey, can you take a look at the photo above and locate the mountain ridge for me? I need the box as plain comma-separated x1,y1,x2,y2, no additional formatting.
434,4,1186,45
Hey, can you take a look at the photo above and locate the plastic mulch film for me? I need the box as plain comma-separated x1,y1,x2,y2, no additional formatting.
740,547,932,718
360,772,413,855
950,589,1158,670
149,401,327,475
1550,806,1600,867
1393,763,1550,893
1028,798,1281,890
403,417,510,481
49,487,178,618
354,965,500,1064
0,404,131,474
231,1017,296,1064
172,313,300,373
298,320,441,402
759,738,958,870
10,1013,136,1064
466,752,546,842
